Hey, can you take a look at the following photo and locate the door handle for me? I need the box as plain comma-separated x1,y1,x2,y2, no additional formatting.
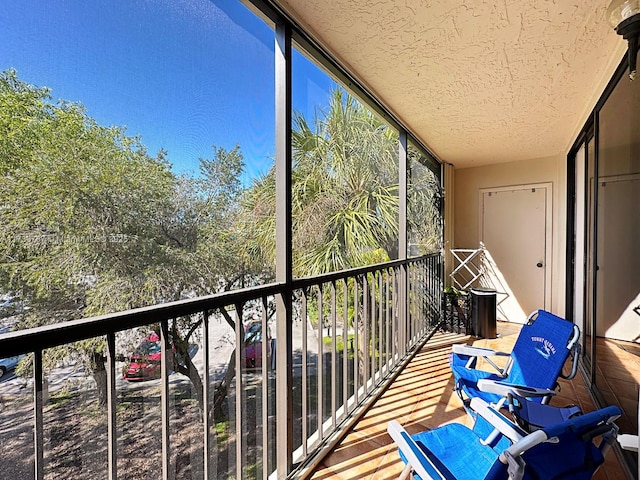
536,262,543,268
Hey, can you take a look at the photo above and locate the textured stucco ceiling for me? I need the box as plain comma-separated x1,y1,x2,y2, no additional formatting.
277,0,627,168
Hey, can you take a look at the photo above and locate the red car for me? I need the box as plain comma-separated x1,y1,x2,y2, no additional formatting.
123,333,162,381
244,322,272,369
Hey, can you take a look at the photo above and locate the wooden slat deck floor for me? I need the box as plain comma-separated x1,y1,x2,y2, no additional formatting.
309,323,632,480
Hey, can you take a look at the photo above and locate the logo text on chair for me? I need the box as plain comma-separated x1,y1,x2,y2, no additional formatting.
531,336,556,359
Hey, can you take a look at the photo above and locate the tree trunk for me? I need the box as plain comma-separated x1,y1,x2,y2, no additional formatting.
91,351,108,406
173,348,204,411
211,308,243,422
213,348,236,422
172,309,241,424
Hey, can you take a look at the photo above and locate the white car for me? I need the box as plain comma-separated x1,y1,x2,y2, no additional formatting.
0,355,24,378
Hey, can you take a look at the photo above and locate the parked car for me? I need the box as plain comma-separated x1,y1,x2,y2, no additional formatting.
243,321,271,369
123,333,162,381
0,354,25,379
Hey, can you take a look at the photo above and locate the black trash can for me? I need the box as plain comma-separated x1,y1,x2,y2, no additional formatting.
470,288,497,339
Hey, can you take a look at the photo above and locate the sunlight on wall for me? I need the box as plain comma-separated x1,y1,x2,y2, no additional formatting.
604,292,640,343
480,247,528,323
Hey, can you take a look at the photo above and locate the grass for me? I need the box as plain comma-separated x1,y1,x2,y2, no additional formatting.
48,390,74,409
323,333,391,362
215,420,229,443
322,333,354,354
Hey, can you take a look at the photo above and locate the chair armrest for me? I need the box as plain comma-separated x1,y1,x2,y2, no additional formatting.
387,421,446,480
452,344,509,357
476,380,557,399
618,434,639,452
470,397,527,443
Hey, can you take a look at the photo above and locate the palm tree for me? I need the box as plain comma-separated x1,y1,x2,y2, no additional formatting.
243,88,402,278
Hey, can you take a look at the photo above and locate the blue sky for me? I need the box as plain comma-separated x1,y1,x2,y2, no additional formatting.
0,0,337,182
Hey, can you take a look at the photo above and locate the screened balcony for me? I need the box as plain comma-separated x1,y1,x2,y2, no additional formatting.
1,0,640,479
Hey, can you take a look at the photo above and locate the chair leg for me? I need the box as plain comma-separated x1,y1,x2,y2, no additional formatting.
399,463,413,480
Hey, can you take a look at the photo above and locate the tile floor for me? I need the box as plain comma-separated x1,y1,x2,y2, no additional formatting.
593,337,640,436
308,323,635,480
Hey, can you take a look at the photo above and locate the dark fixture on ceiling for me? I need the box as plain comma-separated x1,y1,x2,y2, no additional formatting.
608,0,640,80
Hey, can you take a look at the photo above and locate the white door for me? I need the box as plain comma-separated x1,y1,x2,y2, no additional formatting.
480,184,551,323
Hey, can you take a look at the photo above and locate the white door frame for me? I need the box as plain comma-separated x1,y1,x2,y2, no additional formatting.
478,182,553,312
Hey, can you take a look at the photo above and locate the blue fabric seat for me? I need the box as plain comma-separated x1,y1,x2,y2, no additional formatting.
388,397,621,480
505,390,582,432
450,310,580,409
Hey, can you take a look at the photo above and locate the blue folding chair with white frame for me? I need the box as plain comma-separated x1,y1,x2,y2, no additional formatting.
450,310,581,418
388,396,621,480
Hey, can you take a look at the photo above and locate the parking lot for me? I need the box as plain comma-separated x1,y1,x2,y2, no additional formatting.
0,315,319,398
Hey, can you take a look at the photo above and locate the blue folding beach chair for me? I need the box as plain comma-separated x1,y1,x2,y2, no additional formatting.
450,310,580,411
388,396,621,480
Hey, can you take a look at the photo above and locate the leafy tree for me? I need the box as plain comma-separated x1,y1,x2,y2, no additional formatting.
0,69,175,399
243,89,402,278
0,69,251,406
240,88,442,402
408,145,442,255
243,89,441,278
